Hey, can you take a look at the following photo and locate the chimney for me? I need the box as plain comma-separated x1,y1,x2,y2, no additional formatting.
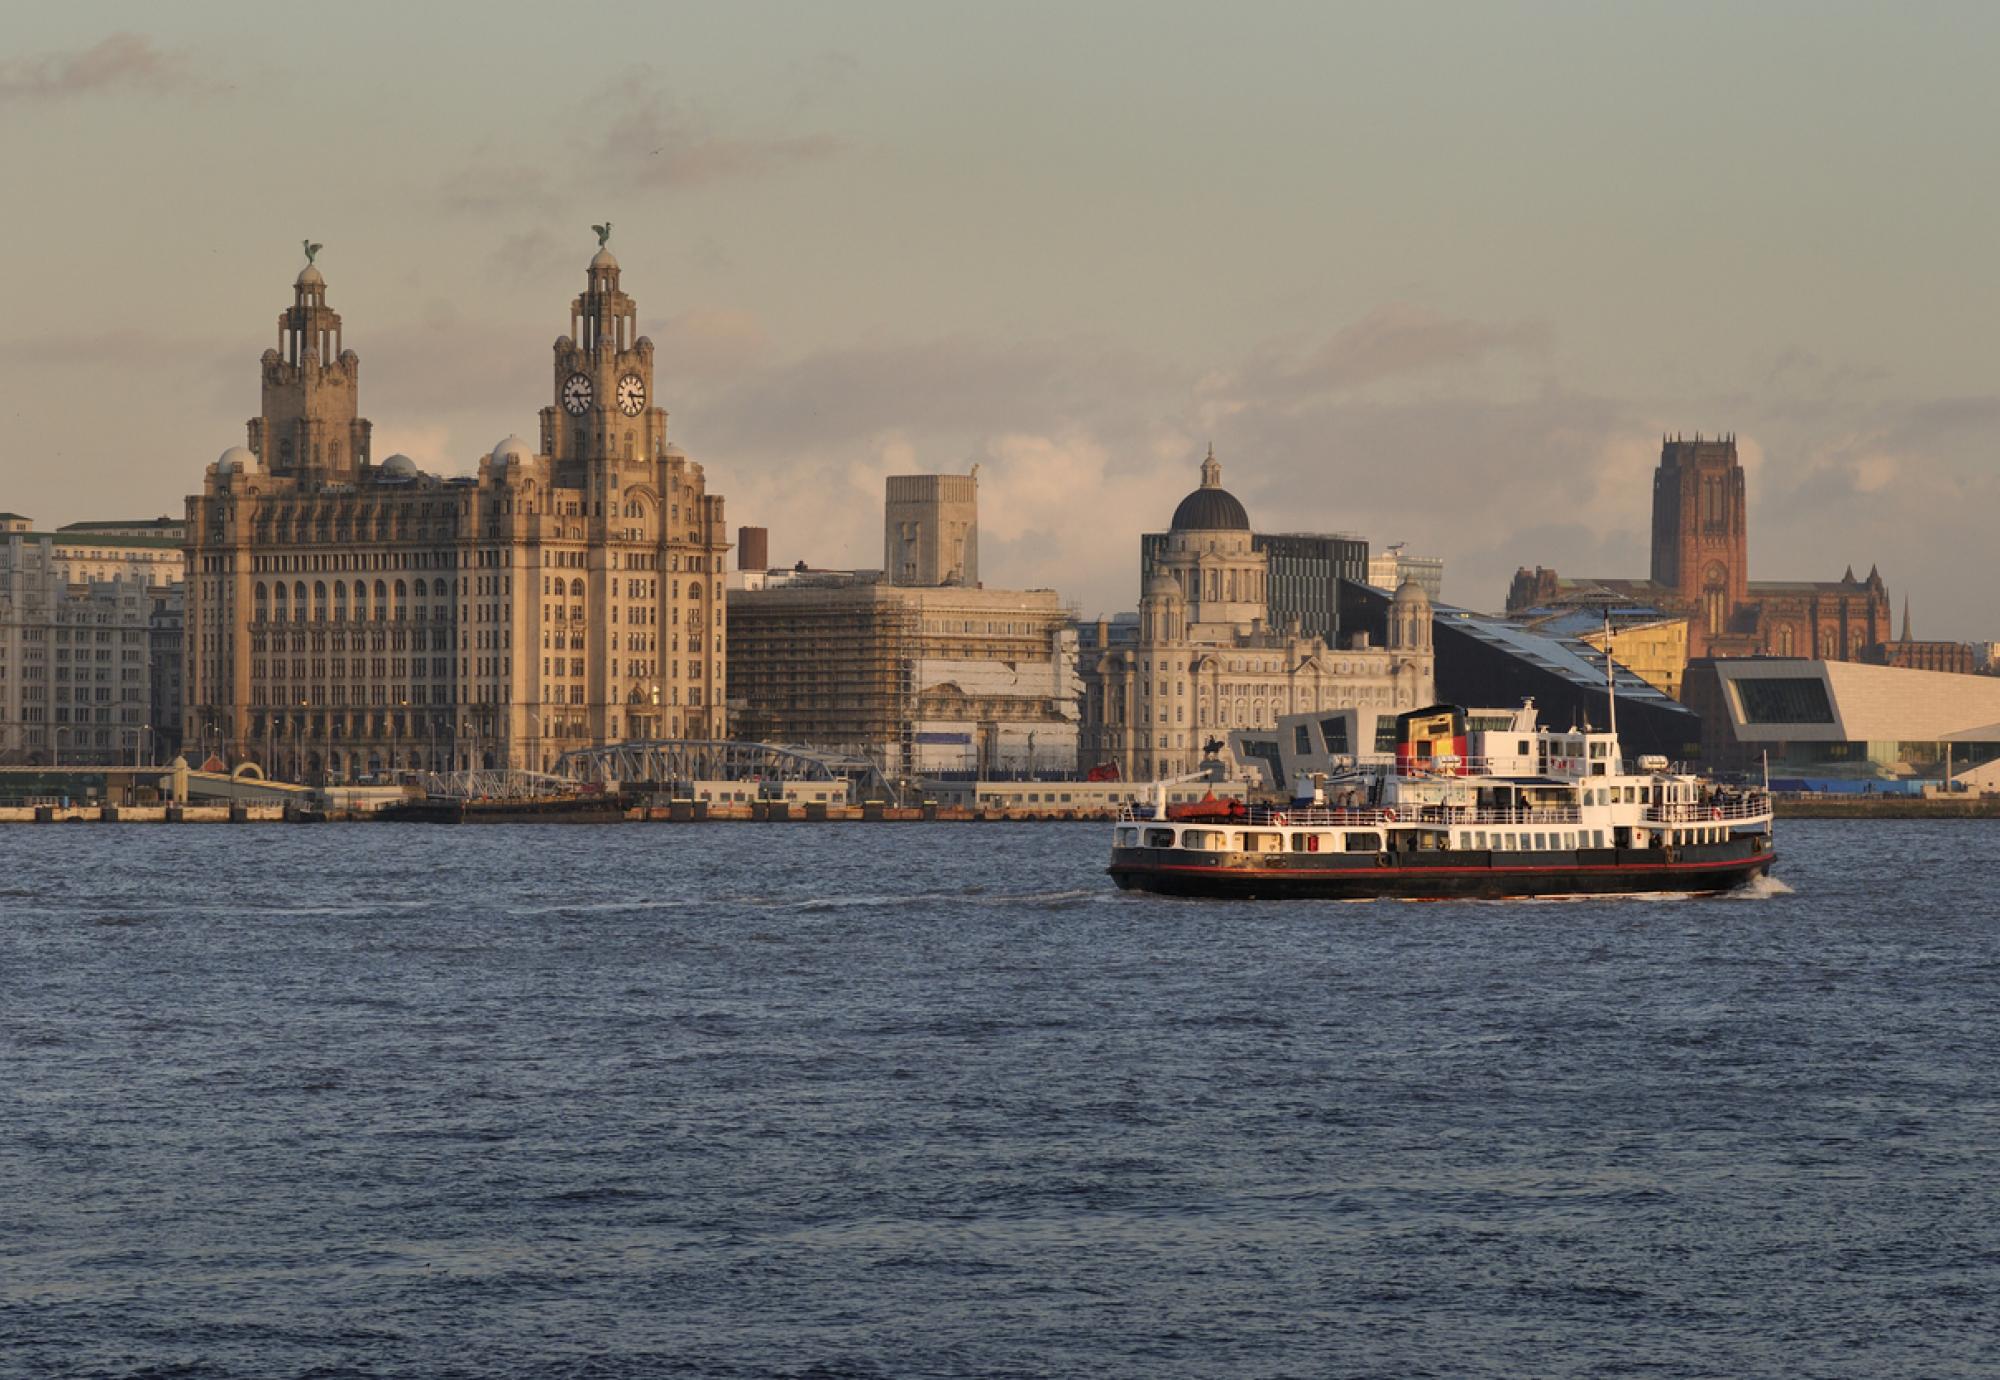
737,526,768,572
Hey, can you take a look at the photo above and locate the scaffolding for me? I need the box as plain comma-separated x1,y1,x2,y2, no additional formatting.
554,738,887,795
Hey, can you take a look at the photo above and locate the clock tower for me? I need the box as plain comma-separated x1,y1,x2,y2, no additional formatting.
539,240,666,492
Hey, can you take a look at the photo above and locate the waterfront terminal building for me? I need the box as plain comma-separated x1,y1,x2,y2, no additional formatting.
182,244,731,780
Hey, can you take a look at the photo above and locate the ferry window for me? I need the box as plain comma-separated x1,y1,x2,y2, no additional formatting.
1145,828,1175,848
1343,831,1378,852
1117,828,1138,847
1184,830,1224,850
1246,831,1282,854
1474,831,1486,848
1533,832,1547,849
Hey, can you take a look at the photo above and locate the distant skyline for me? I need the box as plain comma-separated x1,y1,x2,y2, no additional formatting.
7,2,1999,635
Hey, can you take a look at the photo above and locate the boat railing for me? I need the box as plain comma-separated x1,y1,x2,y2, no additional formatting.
1115,802,1586,828
1644,794,1772,824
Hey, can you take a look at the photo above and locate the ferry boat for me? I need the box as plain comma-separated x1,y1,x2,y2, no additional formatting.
1107,701,1774,900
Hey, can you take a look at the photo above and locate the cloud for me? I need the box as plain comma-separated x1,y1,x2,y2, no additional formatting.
0,33,203,103
1214,305,1553,413
594,72,843,192
436,159,560,219
369,425,459,476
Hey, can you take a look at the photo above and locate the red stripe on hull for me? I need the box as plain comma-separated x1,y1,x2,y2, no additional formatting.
1108,849,1777,900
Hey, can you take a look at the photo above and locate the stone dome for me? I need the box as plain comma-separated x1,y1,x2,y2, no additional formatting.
296,264,325,287
1143,571,1182,601
661,442,686,459
490,435,536,466
1169,445,1250,532
1393,578,1429,606
379,453,419,478
590,247,619,272
216,445,259,475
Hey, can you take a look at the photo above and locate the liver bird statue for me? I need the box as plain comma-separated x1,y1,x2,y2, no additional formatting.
303,239,322,265
591,222,612,248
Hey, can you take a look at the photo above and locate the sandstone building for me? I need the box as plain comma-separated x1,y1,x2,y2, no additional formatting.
1082,450,1434,782
885,472,978,587
0,523,176,765
727,477,1077,779
182,241,730,781
1508,435,1892,662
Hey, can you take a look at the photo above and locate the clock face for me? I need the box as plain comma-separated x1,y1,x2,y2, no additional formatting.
617,373,646,416
561,372,593,415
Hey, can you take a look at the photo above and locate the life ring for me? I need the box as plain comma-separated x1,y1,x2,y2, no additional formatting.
1271,810,1289,826
1709,807,1722,821
1382,808,1397,822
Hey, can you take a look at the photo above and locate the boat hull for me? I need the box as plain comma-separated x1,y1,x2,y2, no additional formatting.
1108,841,1775,900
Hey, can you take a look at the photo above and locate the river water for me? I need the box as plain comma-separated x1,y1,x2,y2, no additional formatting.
2,820,1995,1378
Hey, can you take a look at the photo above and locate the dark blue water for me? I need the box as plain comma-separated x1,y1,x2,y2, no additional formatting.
2,820,1995,1378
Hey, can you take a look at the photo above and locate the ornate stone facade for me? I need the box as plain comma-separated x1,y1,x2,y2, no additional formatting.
182,243,730,780
1083,451,1434,781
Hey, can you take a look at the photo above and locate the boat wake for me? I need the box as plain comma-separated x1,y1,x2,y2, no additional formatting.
1724,872,1796,900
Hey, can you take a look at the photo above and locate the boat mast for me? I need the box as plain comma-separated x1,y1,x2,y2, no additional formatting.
1602,602,1618,754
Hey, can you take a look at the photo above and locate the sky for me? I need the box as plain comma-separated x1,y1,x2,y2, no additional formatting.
4,1,1998,633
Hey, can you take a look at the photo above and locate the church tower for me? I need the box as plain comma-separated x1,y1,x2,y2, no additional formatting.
539,235,667,495
1649,434,1748,640
250,252,370,483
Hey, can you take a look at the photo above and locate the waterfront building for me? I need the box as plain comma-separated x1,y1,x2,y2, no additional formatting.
727,479,1077,779
0,527,168,765
885,471,978,587
58,516,188,546
1085,450,1433,782
182,241,731,780
1366,543,1444,602
1143,521,1369,647
1683,656,2000,790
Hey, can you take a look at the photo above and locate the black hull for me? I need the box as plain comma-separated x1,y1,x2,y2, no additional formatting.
1109,843,1775,901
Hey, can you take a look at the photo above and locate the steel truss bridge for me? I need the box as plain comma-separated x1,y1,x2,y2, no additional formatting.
421,740,888,800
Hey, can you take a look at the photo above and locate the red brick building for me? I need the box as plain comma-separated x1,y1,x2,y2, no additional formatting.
1507,434,1892,661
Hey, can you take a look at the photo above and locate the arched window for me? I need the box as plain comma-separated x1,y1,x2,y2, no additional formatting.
374,579,389,621
333,583,348,621
570,578,585,599
415,578,428,598
254,583,270,622
312,581,327,622
1702,563,1728,637
394,580,407,620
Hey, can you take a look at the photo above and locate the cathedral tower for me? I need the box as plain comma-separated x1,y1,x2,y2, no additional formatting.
1650,434,1748,640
